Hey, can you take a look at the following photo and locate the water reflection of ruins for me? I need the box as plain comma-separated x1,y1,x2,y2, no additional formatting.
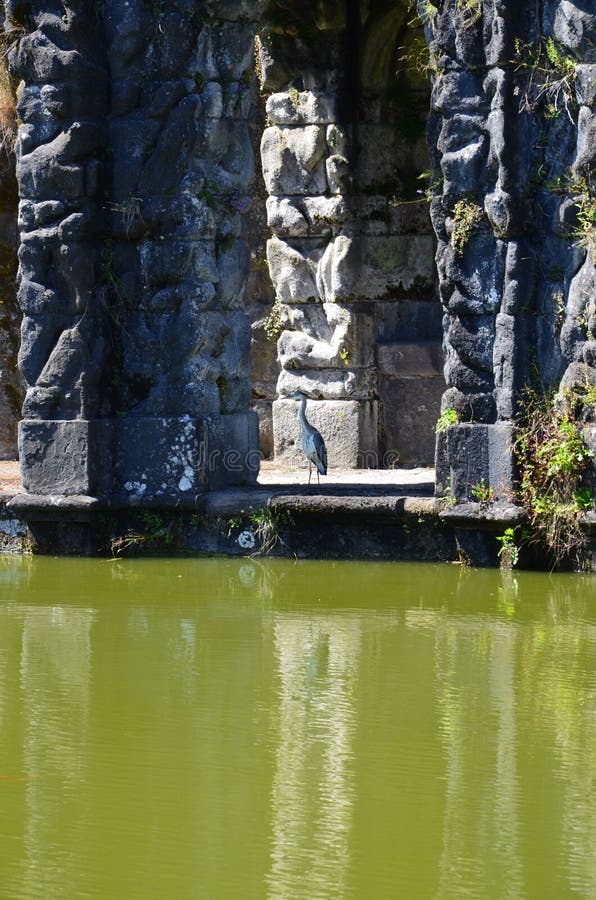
0,559,595,899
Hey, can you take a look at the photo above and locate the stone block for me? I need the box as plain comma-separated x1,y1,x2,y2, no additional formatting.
111,413,259,496
195,21,256,80
266,91,337,125
252,399,273,459
374,300,443,343
278,302,374,370
434,422,515,502
277,366,376,401
19,419,110,496
575,65,596,107
267,236,322,302
260,125,328,196
273,398,378,469
317,234,435,301
379,375,445,467
266,195,347,237
377,341,443,377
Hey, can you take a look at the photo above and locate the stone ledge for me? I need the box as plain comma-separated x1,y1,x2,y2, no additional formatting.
439,502,527,527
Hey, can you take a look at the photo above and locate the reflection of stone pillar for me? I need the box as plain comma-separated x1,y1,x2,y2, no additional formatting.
8,0,263,498
267,614,360,899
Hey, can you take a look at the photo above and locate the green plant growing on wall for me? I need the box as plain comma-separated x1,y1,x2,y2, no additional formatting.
110,511,174,556
496,527,525,568
101,240,127,329
263,298,283,342
456,0,481,29
515,389,594,566
471,480,494,505
436,407,459,433
399,3,441,80
451,200,484,254
416,169,443,203
248,508,294,555
417,1,438,24
513,37,577,121
573,190,596,262
108,195,143,238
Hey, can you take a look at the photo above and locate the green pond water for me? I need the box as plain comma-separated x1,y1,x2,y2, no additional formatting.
0,556,595,900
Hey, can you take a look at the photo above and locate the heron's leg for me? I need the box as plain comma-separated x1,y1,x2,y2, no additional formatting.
308,461,312,485
317,468,320,485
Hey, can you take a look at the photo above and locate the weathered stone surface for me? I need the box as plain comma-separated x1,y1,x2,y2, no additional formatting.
380,375,445,468
111,412,259,497
261,125,328,195
266,91,337,125
19,420,110,495
273,398,378,468
277,367,375,401
435,422,515,502
267,236,321,302
376,341,443,378
278,302,374,370
317,235,435,301
266,195,346,237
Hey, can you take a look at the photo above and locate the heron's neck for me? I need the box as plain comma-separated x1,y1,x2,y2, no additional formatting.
299,396,308,424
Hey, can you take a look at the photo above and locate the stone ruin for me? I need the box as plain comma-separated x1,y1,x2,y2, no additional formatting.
0,0,594,504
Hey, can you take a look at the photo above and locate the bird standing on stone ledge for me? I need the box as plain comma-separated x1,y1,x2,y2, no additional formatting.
289,391,328,485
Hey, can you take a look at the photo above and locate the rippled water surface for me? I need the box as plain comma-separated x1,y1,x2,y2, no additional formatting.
0,556,595,899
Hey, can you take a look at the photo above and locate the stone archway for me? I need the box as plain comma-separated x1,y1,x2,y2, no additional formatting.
2,0,595,506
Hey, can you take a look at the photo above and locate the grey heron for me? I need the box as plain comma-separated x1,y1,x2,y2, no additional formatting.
289,391,328,485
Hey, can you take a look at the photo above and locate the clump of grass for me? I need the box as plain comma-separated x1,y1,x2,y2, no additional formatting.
456,0,481,29
515,388,593,566
573,190,596,262
451,200,484,254
513,36,577,121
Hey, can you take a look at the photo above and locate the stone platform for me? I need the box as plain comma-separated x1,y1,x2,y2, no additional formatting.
0,458,535,567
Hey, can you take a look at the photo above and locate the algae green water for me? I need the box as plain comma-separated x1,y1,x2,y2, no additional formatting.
0,556,594,900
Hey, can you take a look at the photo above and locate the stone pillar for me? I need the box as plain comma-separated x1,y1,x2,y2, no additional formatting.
425,0,596,500
259,2,439,470
0,49,21,459
8,0,263,498
101,0,263,496
8,0,110,494
259,9,379,468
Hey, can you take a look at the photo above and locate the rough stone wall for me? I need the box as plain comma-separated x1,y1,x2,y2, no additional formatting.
425,0,596,499
6,0,263,497
258,0,442,468
0,49,20,460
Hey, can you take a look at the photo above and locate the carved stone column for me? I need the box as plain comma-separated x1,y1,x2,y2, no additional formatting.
426,0,596,500
102,0,263,496
258,7,379,468
8,0,263,498
259,2,439,470
8,0,110,494
0,58,20,459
